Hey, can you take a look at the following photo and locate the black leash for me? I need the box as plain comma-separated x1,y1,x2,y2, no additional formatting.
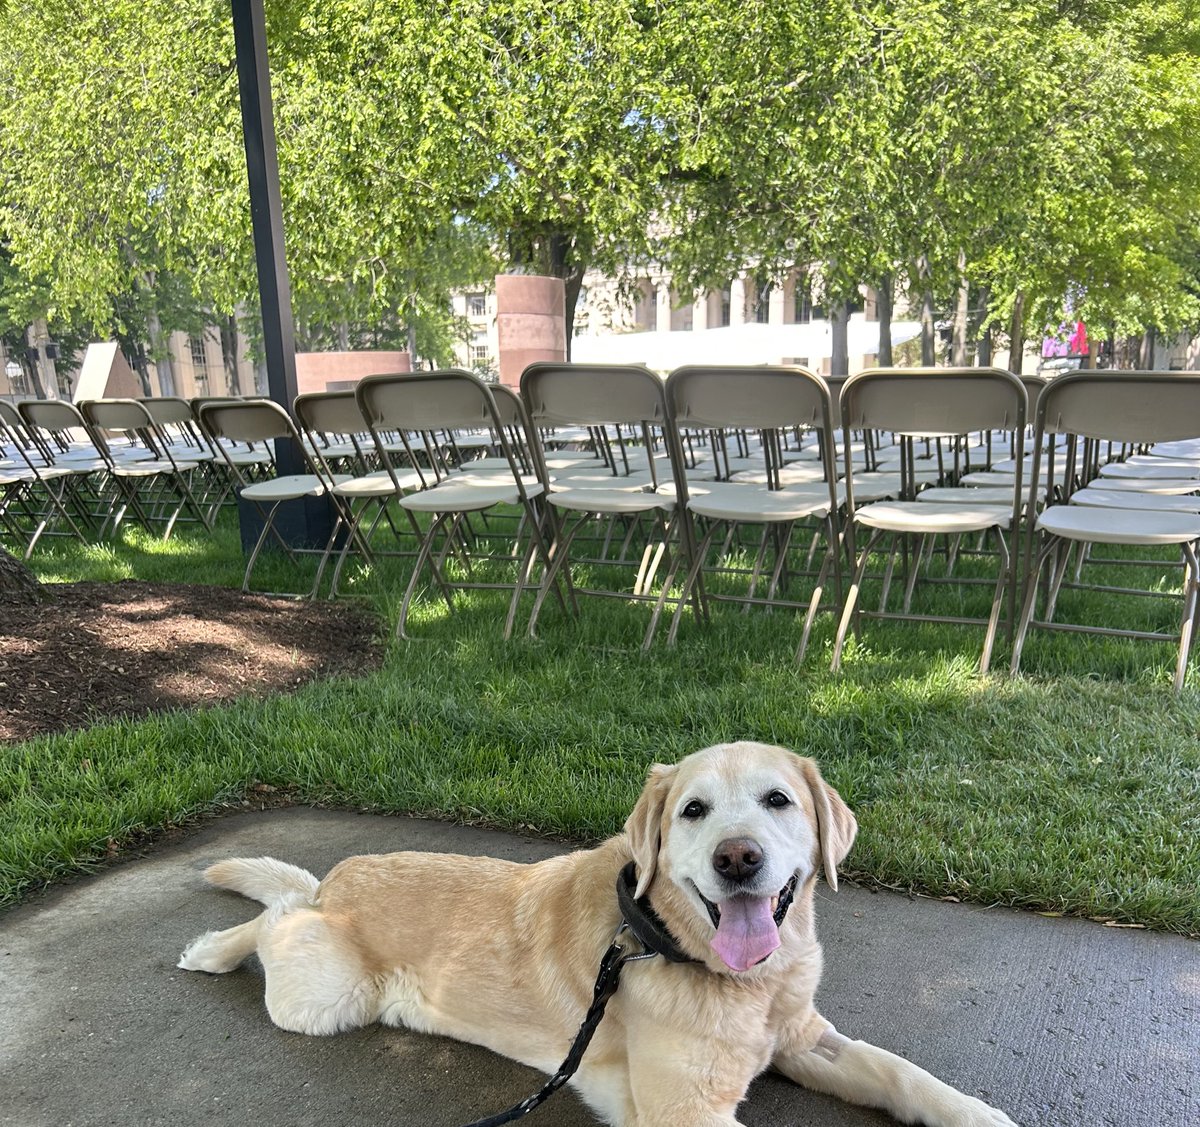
459,864,692,1127
459,929,650,1127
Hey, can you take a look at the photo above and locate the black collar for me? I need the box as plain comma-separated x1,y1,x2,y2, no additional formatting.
617,862,800,969
616,862,699,964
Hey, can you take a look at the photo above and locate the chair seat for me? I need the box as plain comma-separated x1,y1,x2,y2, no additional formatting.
847,472,904,502
241,473,346,502
400,476,544,513
113,459,200,477
1086,477,1200,495
548,470,656,492
1123,455,1200,471
1069,488,1200,513
916,486,1017,505
730,464,831,486
854,500,1013,534
52,456,108,473
333,468,425,498
1037,503,1200,545
959,468,1070,488
1098,461,1200,480
541,454,609,471
549,487,674,515
688,483,833,522
1147,439,1200,459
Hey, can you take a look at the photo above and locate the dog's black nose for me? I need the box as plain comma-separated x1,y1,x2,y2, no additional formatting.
712,838,764,883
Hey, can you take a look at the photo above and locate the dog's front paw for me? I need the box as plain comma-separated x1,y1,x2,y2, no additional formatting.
944,1094,1017,1127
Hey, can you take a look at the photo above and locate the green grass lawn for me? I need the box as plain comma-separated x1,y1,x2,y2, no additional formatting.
4,515,1199,938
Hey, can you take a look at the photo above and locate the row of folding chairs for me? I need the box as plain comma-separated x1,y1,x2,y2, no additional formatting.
190,366,1025,666
9,367,1199,690
0,396,273,558
279,364,1200,691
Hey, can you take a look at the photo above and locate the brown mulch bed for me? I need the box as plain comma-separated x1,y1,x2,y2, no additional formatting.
0,581,383,743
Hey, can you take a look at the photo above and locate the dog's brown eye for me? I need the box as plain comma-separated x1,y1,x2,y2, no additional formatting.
681,799,707,819
766,790,791,809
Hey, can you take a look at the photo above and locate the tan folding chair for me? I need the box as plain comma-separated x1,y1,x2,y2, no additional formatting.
1010,370,1200,692
17,399,121,546
198,398,357,597
355,370,556,639
663,365,842,658
1,400,99,556
295,389,427,596
831,367,1027,674
519,362,697,650
79,398,213,539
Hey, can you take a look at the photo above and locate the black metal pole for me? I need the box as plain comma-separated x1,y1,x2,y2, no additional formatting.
230,0,301,476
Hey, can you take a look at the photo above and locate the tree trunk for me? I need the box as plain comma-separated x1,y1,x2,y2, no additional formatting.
220,315,243,395
916,256,936,366
1139,327,1156,369
1007,291,1027,375
20,333,47,399
29,320,59,399
977,326,992,367
876,274,893,367
0,545,46,602
972,285,992,366
147,310,176,396
133,341,154,397
951,250,969,367
830,301,850,377
561,262,585,361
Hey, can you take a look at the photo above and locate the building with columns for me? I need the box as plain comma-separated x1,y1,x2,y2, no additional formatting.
452,268,920,378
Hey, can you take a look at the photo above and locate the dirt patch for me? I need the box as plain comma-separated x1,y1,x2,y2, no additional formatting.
0,581,383,743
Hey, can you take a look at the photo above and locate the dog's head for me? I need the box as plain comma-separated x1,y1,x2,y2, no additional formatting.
624,742,856,972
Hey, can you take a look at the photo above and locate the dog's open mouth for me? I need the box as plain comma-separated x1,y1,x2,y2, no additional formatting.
694,873,798,972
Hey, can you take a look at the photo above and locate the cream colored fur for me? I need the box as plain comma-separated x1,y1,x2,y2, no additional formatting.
179,741,1017,1126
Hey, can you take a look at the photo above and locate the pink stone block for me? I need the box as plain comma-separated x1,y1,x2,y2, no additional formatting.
496,275,566,387
293,351,411,396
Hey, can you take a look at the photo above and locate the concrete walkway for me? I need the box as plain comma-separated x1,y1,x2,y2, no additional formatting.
1,808,1195,1127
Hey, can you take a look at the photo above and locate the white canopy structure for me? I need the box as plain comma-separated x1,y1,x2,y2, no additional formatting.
570,319,922,371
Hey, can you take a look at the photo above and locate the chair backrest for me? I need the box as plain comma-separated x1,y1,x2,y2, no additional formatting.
140,397,195,427
80,398,155,435
356,370,539,494
18,398,90,433
199,398,296,445
520,363,668,427
520,362,687,494
294,390,368,437
0,400,38,469
18,398,98,459
665,364,839,490
1020,374,1048,419
1034,370,1200,443
666,364,832,431
0,399,27,437
839,367,1027,438
356,370,498,434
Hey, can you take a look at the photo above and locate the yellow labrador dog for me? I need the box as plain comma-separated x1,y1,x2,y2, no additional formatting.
180,742,1016,1126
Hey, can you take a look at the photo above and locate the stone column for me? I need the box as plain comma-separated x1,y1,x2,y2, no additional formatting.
495,274,566,388
729,276,748,326
656,283,673,333
768,286,787,325
692,294,709,331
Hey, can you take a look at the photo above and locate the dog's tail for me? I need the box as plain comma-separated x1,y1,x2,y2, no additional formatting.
202,856,319,907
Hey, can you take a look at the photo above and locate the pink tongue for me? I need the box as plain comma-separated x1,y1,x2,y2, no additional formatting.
710,896,779,971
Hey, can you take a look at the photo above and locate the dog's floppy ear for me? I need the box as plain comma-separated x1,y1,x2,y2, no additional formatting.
796,757,857,892
624,763,677,898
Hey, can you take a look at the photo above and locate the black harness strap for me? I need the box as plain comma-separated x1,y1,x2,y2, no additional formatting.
459,864,690,1127
615,861,701,965
459,939,632,1127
